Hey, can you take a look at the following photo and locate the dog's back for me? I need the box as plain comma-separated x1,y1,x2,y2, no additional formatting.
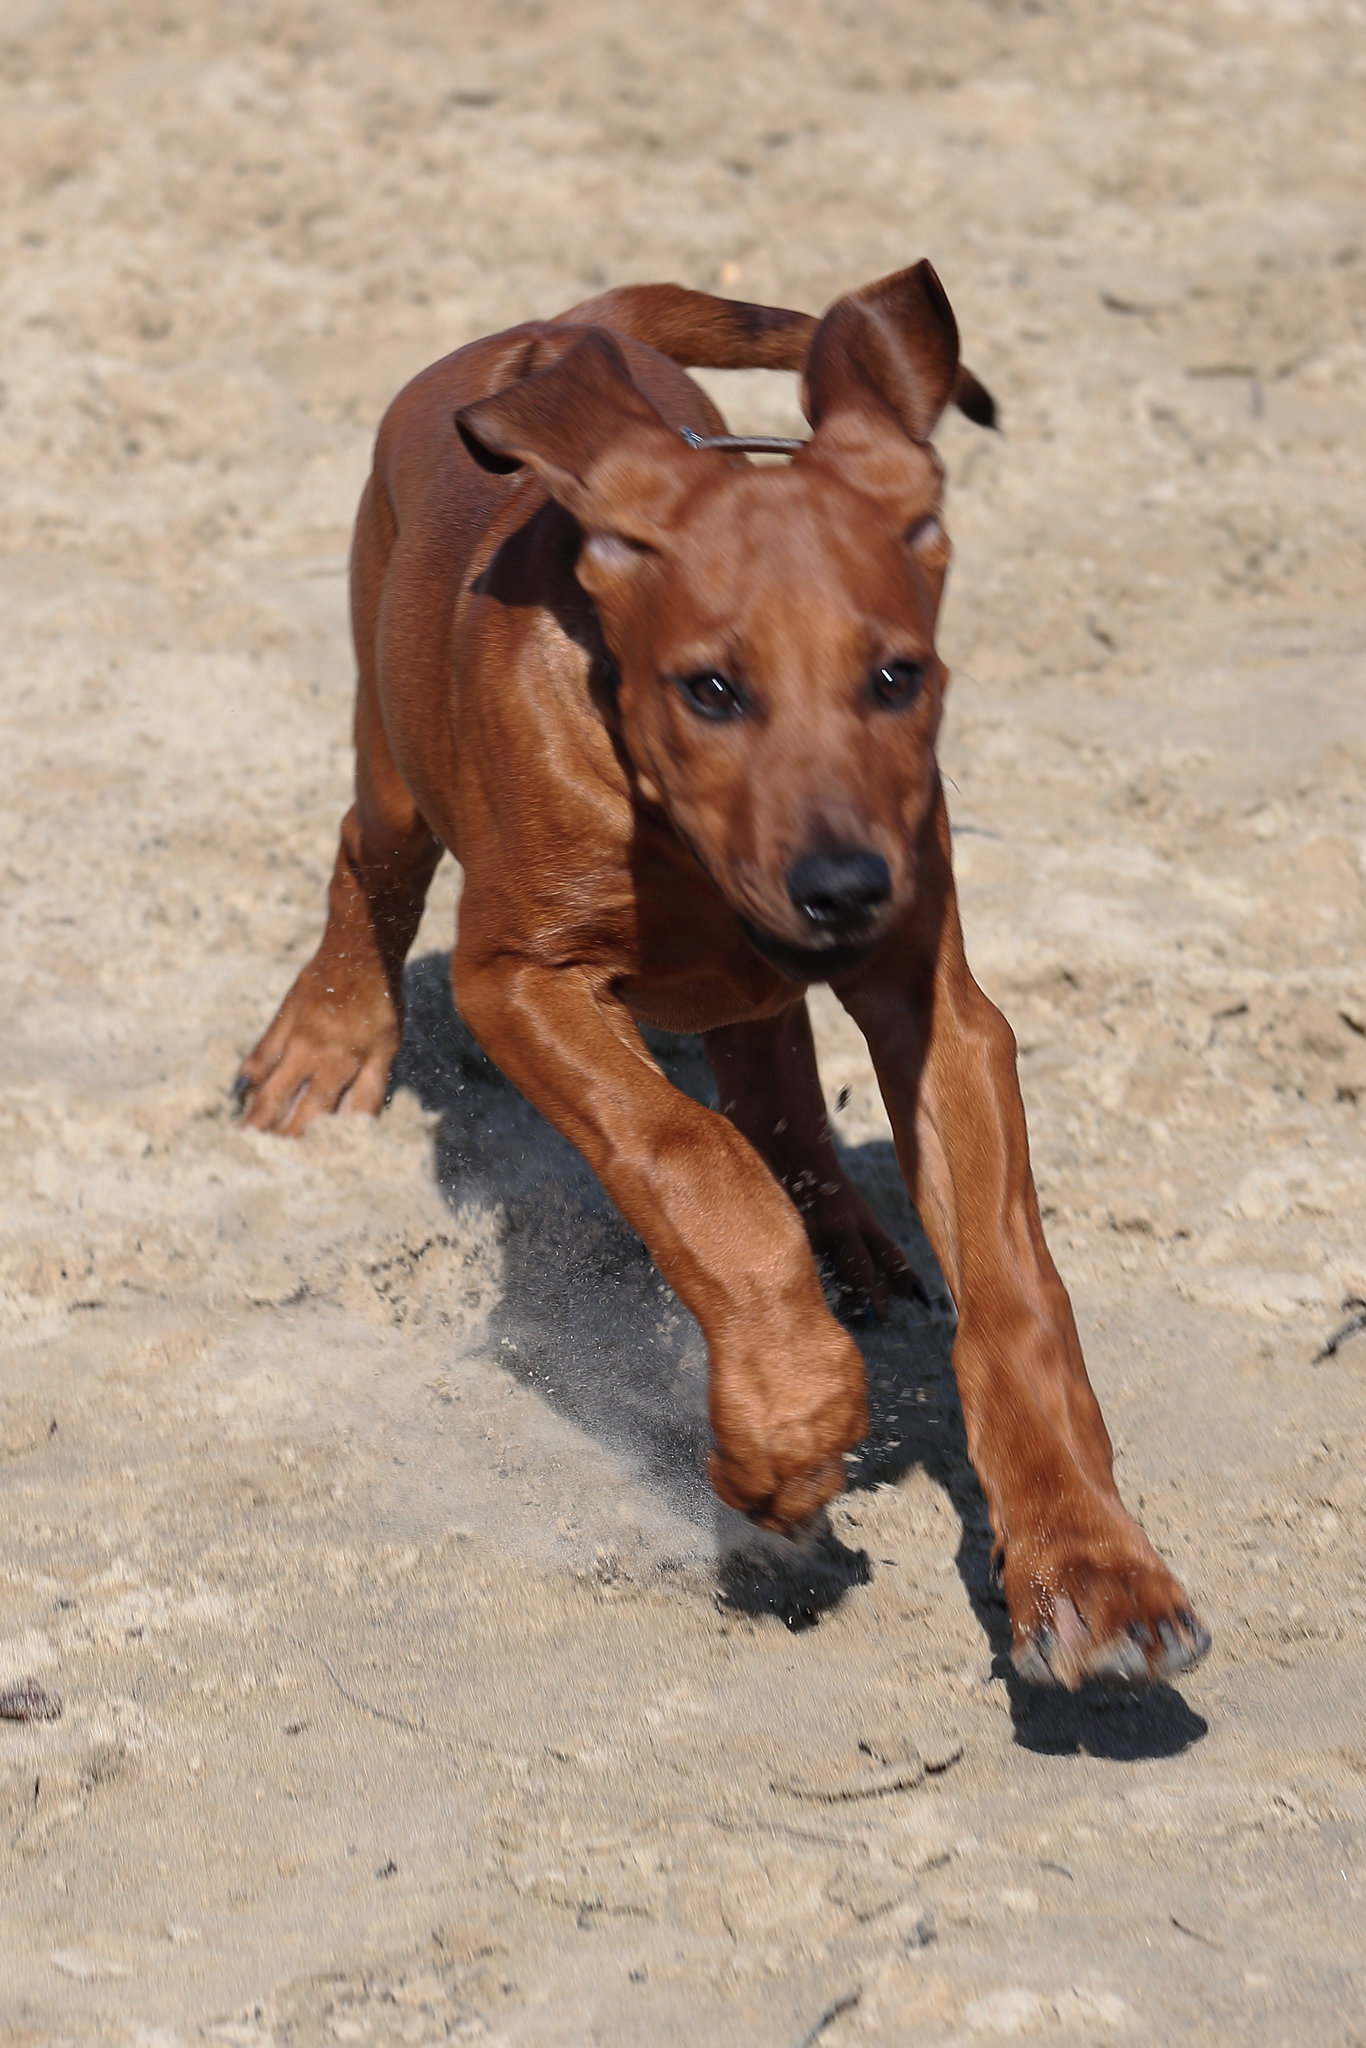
366,279,991,573
371,285,811,528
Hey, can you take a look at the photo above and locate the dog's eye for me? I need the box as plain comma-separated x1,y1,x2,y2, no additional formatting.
676,670,744,721
870,659,927,711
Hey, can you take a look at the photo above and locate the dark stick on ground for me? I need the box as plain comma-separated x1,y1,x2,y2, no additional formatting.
1314,1297,1366,1362
792,1985,863,2048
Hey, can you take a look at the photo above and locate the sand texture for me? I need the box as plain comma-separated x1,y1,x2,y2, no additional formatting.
3,1,1365,2041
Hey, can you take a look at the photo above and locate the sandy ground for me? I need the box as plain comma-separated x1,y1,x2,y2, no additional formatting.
3,1,1366,2041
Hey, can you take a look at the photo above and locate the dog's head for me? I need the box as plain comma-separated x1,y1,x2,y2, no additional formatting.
456,263,980,975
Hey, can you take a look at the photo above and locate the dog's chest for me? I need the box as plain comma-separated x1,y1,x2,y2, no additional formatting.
618,832,794,1034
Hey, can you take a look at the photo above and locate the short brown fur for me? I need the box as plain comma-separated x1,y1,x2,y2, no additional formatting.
238,264,1208,1689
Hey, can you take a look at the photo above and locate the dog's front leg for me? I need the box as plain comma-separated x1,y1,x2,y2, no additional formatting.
456,955,869,1529
842,794,1209,1687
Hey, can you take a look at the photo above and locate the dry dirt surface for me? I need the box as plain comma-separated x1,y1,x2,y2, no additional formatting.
3,1,1366,2042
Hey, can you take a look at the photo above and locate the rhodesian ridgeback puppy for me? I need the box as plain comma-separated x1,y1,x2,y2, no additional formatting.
238,263,1209,1688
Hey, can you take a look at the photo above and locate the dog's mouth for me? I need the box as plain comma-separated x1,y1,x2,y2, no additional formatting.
740,918,880,983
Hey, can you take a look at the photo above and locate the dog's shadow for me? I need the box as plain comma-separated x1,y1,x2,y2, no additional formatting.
393,951,1205,1760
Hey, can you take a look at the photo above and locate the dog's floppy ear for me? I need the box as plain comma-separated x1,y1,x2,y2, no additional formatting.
798,261,964,540
802,259,961,445
455,328,708,552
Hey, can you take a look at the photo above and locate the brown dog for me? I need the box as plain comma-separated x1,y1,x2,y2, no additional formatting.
238,262,1209,1689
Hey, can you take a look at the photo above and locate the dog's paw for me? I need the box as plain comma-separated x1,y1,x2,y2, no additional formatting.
708,1327,869,1534
803,1186,927,1324
236,963,399,1137
1004,1533,1210,1690
710,1448,848,1533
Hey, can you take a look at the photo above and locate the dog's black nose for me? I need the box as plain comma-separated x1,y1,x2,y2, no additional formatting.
786,847,891,928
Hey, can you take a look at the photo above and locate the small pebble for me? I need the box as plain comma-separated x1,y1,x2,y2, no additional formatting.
0,1678,63,1723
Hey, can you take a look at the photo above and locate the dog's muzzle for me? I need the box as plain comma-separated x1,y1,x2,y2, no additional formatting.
740,919,880,984
786,847,891,934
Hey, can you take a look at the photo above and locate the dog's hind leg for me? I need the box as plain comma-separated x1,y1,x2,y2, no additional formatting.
237,475,442,1136
704,1002,923,1324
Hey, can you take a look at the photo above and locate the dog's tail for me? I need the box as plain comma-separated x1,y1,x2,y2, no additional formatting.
556,283,996,428
556,283,815,372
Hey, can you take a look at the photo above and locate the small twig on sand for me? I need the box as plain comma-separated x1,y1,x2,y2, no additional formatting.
274,1626,427,1736
1314,1297,1366,1363
793,1985,862,2048
1170,1914,1223,1950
